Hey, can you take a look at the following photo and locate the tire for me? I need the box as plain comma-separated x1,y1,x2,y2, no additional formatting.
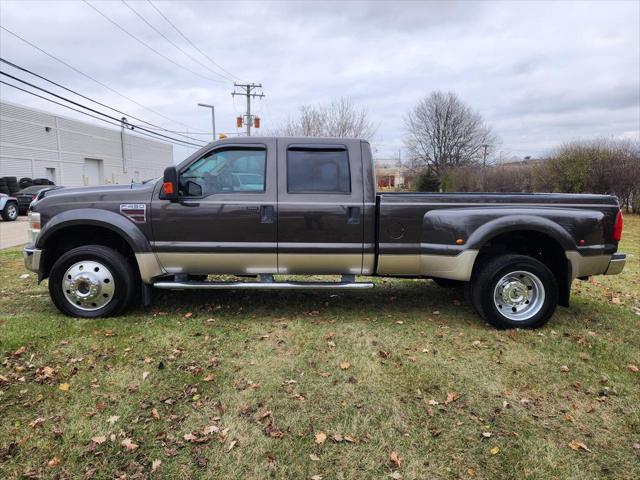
48,245,137,318
469,254,558,329
19,177,33,188
432,278,464,289
1,201,18,221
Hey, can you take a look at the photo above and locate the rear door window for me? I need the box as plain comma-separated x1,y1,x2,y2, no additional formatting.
287,146,351,193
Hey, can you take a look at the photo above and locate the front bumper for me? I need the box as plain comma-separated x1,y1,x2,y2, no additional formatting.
23,246,43,273
605,253,626,275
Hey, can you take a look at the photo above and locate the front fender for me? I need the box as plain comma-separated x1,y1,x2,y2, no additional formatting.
36,208,152,253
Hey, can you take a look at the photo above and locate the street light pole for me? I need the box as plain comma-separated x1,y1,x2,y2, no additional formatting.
197,103,216,141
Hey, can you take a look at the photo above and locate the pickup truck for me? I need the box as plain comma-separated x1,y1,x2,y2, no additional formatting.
23,137,626,328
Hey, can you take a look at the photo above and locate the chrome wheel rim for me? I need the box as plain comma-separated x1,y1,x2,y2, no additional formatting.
493,270,545,321
7,204,17,219
62,260,115,311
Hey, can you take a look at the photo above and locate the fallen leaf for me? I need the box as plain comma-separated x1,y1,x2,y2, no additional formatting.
560,365,570,373
309,453,320,461
29,417,45,429
311,475,323,480
389,472,402,479
490,447,500,455
184,433,197,442
467,468,477,477
568,440,591,453
151,459,161,474
91,436,107,444
627,364,639,373
184,312,193,318
339,362,351,370
315,431,327,444
12,346,27,357
151,408,160,420
58,383,70,392
445,392,460,405
47,456,60,468
121,438,139,451
142,371,150,381
390,451,403,467
203,373,216,382
227,440,237,452
482,432,492,438
203,425,219,435
107,415,119,425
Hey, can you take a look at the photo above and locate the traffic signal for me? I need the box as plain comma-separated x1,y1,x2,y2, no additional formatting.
236,116,243,128
254,116,260,129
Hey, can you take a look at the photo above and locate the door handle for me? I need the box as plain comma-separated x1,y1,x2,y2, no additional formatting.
347,206,361,224
260,205,274,224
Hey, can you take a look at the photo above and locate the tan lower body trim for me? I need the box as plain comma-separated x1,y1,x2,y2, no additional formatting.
153,252,369,277
135,253,166,283
377,250,478,281
278,253,364,274
156,252,277,275
565,251,611,279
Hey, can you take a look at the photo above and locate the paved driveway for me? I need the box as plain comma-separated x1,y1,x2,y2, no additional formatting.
0,216,29,249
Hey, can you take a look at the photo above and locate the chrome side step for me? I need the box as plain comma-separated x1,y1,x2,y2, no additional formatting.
152,280,374,290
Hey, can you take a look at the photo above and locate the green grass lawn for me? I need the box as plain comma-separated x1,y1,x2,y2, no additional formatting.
1,216,639,479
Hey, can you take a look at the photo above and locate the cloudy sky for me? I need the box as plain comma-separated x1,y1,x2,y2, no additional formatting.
1,0,638,162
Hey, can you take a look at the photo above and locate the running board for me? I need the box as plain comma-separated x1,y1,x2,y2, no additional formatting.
152,280,374,290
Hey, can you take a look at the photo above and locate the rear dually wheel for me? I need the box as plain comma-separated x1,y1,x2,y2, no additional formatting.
470,254,558,329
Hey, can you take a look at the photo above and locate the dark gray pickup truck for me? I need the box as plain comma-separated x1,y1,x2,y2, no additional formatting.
23,137,626,328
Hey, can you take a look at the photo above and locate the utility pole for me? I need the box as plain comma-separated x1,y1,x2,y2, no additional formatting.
481,143,490,191
197,103,216,140
231,83,264,136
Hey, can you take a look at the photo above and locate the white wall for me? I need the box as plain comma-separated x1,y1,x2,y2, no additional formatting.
0,101,172,186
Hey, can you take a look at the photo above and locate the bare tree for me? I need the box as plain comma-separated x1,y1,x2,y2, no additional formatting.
404,91,497,181
275,98,376,140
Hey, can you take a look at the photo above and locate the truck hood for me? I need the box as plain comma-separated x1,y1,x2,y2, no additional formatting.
32,182,158,216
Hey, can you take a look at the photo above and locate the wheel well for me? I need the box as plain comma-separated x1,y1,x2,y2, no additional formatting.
41,225,138,279
475,230,570,307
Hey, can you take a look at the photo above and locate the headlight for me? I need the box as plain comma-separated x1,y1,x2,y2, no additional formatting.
28,211,41,244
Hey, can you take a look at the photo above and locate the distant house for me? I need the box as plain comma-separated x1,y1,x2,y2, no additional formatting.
375,160,414,190
0,101,172,186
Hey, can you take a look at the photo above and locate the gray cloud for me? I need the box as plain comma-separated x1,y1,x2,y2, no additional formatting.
1,0,638,162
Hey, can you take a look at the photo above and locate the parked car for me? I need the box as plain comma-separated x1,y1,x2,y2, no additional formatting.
23,137,626,328
15,185,62,215
0,193,19,221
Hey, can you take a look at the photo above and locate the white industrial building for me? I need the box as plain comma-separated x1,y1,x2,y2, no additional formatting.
0,101,173,186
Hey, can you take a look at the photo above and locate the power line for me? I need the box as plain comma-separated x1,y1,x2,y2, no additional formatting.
0,80,200,149
120,0,233,83
147,0,242,82
0,25,205,132
0,57,207,144
82,0,226,84
0,70,205,147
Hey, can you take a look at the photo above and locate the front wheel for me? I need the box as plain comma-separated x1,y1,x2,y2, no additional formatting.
470,254,558,329
48,245,136,318
2,201,18,221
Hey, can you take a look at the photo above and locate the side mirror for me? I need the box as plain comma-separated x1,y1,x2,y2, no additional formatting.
160,166,179,201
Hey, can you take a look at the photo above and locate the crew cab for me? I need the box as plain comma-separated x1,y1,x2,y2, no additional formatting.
23,137,626,328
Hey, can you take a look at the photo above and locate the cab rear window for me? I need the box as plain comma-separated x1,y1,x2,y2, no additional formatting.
287,146,350,193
